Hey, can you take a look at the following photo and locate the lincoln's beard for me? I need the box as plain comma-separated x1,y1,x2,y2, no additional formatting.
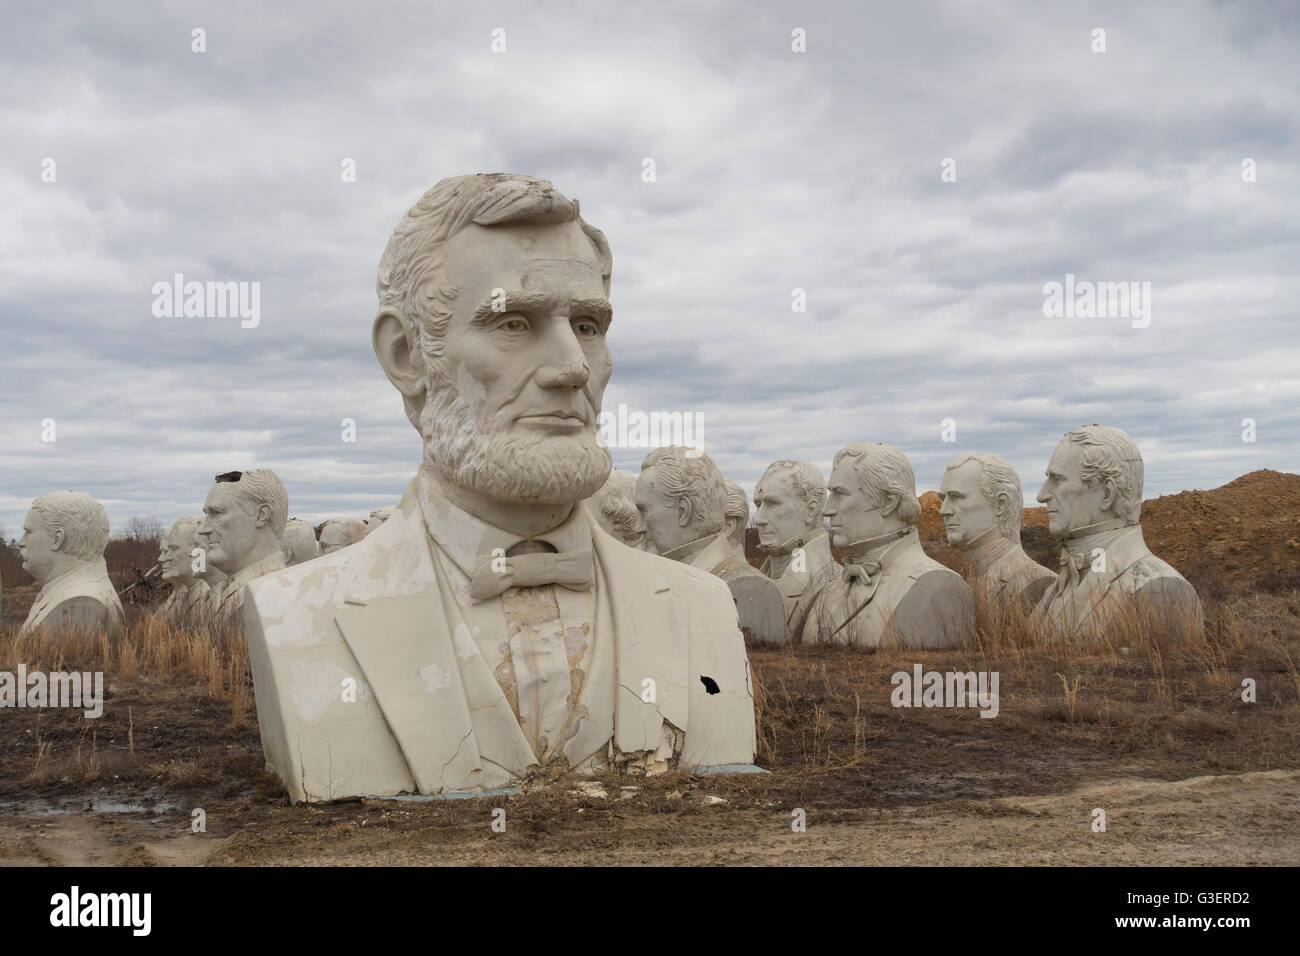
420,378,612,504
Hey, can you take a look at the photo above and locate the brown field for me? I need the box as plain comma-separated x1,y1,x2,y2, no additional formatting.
1,564,1297,866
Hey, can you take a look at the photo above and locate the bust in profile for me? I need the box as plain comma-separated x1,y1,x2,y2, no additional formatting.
637,447,786,646
753,460,839,641
197,469,288,616
803,443,975,649
585,469,646,549
155,515,212,623
280,517,320,566
938,452,1055,609
319,517,366,554
19,491,123,635
243,174,756,802
1031,424,1203,642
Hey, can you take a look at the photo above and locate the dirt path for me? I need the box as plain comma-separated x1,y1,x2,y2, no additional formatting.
1,769,1294,866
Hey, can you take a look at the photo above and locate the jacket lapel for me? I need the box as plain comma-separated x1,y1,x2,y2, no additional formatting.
593,531,691,754
331,480,534,793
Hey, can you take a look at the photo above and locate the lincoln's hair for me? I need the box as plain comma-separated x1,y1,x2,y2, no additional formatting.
217,469,289,537
30,491,111,562
945,452,1024,543
833,443,923,525
759,460,826,526
1062,424,1144,524
641,446,727,535
376,173,613,428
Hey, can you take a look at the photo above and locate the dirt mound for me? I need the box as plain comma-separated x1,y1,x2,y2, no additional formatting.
920,469,1300,596
1136,469,1300,598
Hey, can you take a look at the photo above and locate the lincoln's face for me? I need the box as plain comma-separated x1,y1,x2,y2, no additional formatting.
439,220,613,448
197,483,259,573
823,460,889,549
1037,441,1106,536
18,509,57,581
939,460,998,547
754,470,810,552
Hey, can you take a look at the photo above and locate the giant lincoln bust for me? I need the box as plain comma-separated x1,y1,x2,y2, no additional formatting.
244,174,757,802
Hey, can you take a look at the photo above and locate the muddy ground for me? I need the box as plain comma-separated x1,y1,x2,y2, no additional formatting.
2,604,1297,865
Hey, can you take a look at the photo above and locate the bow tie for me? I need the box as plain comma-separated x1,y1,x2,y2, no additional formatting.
468,548,595,602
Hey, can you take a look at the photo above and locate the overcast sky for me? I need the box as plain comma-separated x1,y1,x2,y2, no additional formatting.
2,0,1297,537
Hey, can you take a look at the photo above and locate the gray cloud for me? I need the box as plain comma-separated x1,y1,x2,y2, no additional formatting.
2,0,1297,538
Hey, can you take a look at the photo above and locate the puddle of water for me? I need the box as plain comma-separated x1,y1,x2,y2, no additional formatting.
0,795,180,817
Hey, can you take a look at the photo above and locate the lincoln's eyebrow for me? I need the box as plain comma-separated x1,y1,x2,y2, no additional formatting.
472,292,613,327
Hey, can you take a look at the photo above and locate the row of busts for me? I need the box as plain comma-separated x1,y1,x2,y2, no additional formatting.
586,424,1204,648
13,472,396,633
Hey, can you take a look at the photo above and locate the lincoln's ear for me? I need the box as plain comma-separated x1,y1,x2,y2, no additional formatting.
373,310,426,403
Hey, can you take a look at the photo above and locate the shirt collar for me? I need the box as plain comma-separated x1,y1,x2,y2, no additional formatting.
964,527,1015,573
415,465,591,578
37,558,108,600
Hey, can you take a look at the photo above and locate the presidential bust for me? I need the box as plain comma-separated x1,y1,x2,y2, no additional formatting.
1031,424,1203,642
319,517,366,554
154,515,212,623
753,460,839,641
585,468,646,549
939,452,1055,609
637,447,787,646
244,174,756,802
197,469,288,617
19,491,124,635
803,443,975,649
280,517,320,566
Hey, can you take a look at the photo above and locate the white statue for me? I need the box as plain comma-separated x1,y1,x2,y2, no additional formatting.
18,491,124,634
585,469,646,549
197,470,288,616
939,453,1055,609
364,507,395,536
637,447,787,646
804,443,975,649
722,479,751,560
154,515,212,623
280,517,320,566
243,174,756,802
319,517,367,554
753,460,840,641
1031,425,1203,641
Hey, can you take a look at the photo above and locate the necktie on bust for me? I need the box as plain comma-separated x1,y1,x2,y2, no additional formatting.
469,545,596,602
843,559,883,589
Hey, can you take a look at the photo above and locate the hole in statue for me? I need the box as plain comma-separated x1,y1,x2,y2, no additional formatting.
700,676,720,695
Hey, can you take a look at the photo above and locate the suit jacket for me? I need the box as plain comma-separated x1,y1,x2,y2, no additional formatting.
1032,524,1203,642
802,529,975,649
759,530,840,639
244,474,757,803
666,533,787,646
963,529,1056,610
21,559,123,635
